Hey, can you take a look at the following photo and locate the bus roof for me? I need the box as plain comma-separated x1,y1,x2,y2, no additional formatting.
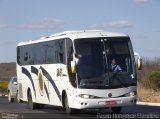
17,30,129,46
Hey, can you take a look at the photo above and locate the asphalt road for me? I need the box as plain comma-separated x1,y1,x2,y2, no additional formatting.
0,97,160,119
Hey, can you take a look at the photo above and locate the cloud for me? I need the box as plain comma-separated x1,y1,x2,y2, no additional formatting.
0,18,65,30
0,24,10,29
23,18,65,29
134,0,150,3
91,20,133,30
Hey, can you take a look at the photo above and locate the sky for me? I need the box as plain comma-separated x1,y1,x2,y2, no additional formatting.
0,0,160,62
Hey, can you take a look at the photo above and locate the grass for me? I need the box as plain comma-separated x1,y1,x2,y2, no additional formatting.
137,57,160,103
138,83,160,103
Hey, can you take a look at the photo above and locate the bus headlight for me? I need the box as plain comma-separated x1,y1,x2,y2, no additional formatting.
79,94,97,99
125,91,136,97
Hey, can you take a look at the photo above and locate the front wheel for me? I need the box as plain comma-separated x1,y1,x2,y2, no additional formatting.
64,94,74,114
27,91,36,110
36,103,45,109
111,107,122,113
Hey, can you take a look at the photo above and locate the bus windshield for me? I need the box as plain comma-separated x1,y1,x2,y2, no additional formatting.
74,37,136,89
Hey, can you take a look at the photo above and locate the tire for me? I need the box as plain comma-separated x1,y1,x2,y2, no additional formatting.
64,94,74,114
111,107,122,113
8,91,14,103
27,91,36,110
36,103,45,109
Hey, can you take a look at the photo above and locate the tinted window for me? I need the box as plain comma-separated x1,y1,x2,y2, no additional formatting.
11,77,17,83
17,39,65,65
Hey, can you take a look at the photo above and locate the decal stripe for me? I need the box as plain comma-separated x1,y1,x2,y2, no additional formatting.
40,66,61,101
44,84,50,102
31,66,38,74
31,66,50,102
22,67,36,98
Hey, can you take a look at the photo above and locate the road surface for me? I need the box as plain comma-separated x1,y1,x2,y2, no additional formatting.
0,96,160,119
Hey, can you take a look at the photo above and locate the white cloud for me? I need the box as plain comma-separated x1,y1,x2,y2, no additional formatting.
0,18,65,30
23,18,65,29
0,24,10,29
134,0,150,3
91,20,133,30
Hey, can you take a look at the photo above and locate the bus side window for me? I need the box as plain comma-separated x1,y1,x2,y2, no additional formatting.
55,39,65,64
17,47,21,65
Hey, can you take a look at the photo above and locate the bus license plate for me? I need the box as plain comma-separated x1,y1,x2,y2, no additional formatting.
105,101,117,105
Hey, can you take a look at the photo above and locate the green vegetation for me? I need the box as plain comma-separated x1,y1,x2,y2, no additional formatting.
138,58,160,90
146,71,160,90
137,58,160,102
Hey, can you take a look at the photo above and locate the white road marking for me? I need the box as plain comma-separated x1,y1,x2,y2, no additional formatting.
137,102,160,106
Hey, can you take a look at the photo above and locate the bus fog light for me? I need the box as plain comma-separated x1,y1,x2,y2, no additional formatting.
79,94,96,99
125,91,136,96
129,92,135,96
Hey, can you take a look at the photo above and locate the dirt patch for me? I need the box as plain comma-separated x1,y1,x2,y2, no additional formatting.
138,83,160,103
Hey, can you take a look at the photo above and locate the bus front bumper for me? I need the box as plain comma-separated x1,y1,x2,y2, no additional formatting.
74,96,137,109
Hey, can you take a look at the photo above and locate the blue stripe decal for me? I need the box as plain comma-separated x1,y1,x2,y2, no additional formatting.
31,66,50,102
40,66,61,101
44,84,50,102
22,67,36,98
31,66,38,74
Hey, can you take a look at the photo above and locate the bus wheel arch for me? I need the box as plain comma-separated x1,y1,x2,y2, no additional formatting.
27,88,31,100
27,88,36,110
62,90,66,109
62,90,74,114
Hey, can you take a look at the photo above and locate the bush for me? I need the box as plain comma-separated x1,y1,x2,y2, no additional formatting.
0,80,8,94
0,87,7,94
144,71,160,91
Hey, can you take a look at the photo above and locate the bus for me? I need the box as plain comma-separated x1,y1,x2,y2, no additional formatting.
16,30,142,114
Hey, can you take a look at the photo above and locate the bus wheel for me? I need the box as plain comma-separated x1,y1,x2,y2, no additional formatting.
8,91,14,103
64,94,74,114
27,91,36,110
111,107,122,113
36,103,45,109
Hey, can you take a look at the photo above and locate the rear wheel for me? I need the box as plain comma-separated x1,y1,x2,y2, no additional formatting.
111,107,122,113
8,91,14,103
27,91,36,110
64,94,74,114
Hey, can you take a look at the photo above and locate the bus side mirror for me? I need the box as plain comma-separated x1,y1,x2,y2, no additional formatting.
138,58,142,70
134,52,142,70
71,61,76,73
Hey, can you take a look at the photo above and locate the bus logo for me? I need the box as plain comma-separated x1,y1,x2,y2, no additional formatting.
38,68,44,96
108,93,112,97
57,68,62,77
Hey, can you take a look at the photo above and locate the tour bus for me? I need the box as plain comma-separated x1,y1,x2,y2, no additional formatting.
16,30,142,114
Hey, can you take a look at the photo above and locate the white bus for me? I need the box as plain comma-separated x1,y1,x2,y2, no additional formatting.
16,30,142,114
